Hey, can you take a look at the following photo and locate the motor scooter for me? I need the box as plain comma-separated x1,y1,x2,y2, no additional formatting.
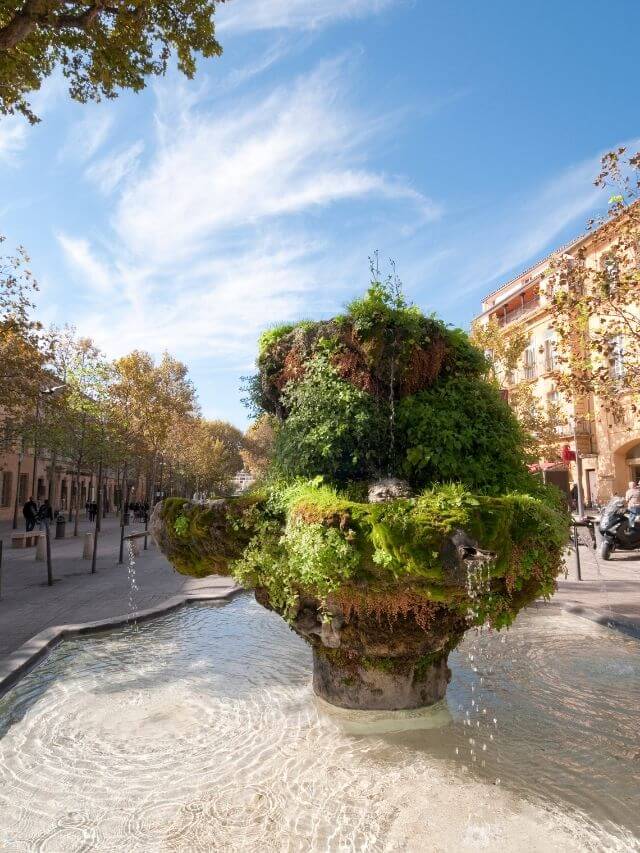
598,496,640,560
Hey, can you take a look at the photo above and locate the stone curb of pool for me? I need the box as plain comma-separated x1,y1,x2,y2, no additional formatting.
0,585,244,701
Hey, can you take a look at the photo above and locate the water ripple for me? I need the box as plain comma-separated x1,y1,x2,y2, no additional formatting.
0,596,637,851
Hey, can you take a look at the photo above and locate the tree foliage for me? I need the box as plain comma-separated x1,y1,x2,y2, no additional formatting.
0,235,51,420
469,316,528,382
544,147,640,420
241,414,276,479
1,238,244,506
0,0,225,122
167,416,243,495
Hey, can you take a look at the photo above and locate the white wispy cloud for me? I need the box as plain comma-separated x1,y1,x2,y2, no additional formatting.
60,110,114,164
115,58,435,265
57,57,432,365
430,146,623,312
218,0,397,32
0,119,28,165
56,232,114,294
85,141,144,194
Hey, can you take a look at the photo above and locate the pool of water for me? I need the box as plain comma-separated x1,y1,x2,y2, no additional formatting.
0,595,638,851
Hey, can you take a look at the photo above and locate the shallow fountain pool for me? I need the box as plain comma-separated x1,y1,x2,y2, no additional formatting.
0,595,638,852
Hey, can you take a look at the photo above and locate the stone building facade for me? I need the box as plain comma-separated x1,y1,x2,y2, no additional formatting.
475,222,639,506
0,438,137,525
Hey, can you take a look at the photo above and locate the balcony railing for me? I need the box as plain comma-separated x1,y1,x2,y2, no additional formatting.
522,363,537,380
496,295,541,327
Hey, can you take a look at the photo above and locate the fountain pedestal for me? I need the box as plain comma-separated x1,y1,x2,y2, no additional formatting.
312,649,451,711
284,592,467,711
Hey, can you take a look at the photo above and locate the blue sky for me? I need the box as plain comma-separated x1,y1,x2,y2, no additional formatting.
1,0,639,426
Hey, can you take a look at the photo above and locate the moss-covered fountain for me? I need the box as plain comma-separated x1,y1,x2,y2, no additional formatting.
151,277,567,710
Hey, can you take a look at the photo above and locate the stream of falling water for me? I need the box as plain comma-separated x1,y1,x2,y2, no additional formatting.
126,539,139,632
458,557,502,784
0,595,637,852
388,341,396,475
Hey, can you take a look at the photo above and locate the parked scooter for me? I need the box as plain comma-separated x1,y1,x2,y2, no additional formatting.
598,496,640,560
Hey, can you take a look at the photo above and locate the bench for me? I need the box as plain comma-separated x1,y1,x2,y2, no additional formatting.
11,532,41,548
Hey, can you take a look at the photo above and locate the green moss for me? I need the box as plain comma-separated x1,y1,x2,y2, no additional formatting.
258,324,296,357
159,496,265,578
413,650,445,680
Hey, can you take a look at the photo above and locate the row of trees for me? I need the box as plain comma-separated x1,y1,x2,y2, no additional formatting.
471,147,640,461
0,236,269,525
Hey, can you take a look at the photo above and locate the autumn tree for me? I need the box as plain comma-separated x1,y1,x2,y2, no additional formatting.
544,148,640,421
47,327,111,531
0,235,51,422
469,316,528,385
164,416,243,496
109,350,197,503
241,414,276,478
0,0,225,123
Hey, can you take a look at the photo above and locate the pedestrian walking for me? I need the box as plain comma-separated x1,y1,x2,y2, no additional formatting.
23,496,38,532
37,499,53,527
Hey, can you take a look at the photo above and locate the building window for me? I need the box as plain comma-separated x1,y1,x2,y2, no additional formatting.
522,344,537,380
2,421,14,452
543,329,557,372
609,335,625,379
601,252,619,290
1,471,13,507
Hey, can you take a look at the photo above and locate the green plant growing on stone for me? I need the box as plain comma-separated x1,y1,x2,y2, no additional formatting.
151,264,569,711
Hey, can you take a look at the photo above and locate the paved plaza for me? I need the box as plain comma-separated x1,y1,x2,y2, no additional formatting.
0,515,638,673
0,515,237,665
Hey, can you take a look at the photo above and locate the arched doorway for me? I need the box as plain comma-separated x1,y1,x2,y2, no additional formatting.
626,441,640,483
612,433,640,495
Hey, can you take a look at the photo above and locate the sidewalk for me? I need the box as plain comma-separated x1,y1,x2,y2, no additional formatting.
552,536,640,637
0,515,237,664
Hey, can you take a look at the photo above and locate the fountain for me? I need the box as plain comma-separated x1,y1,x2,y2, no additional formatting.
0,281,637,850
151,281,568,710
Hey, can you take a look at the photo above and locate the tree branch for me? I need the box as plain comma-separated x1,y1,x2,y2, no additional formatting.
0,0,45,50
0,1,143,49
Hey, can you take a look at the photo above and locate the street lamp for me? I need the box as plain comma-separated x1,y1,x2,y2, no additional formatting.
31,384,67,507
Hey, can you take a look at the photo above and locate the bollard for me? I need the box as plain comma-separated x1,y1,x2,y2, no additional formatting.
144,516,149,550
573,522,582,581
45,520,53,586
35,533,46,562
118,524,125,565
55,514,67,540
82,532,93,560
